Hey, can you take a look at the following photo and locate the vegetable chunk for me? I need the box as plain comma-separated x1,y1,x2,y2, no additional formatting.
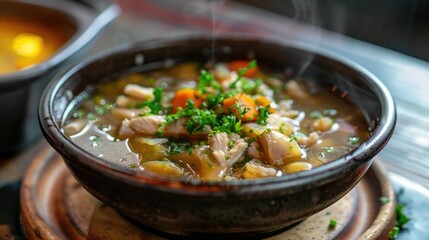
259,131,303,165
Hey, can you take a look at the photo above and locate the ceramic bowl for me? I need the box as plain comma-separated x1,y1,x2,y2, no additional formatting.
0,0,119,155
39,35,396,237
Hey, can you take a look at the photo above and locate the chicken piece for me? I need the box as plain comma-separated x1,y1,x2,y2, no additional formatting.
163,118,210,139
164,118,188,136
228,138,248,165
213,63,231,83
277,99,293,111
123,84,154,100
219,71,239,91
267,113,296,136
296,132,319,147
116,95,141,108
228,133,241,142
110,108,141,121
208,133,248,166
247,141,265,160
285,80,309,100
170,145,226,181
312,117,334,132
209,132,229,164
63,119,87,136
255,82,274,99
209,132,229,153
118,119,136,139
129,115,165,135
259,131,303,166
243,160,278,179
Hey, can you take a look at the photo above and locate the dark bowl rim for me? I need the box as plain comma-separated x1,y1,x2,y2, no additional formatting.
39,34,396,196
0,0,120,88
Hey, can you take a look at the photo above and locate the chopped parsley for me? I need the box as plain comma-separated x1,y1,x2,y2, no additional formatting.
168,142,190,155
207,161,215,169
348,136,360,145
166,99,218,133
279,123,286,134
256,105,270,125
188,147,194,155
229,60,257,89
388,203,411,239
323,146,335,153
389,227,399,239
228,140,234,148
205,91,235,109
89,136,99,142
213,114,243,134
395,204,410,228
136,87,164,114
197,70,220,94
73,110,84,119
241,78,262,94
289,135,298,142
328,219,337,229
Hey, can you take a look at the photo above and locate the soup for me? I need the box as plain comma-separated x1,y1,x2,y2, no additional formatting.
0,16,71,74
64,61,369,181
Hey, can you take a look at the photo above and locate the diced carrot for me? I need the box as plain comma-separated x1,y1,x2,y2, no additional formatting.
171,89,203,113
222,93,258,122
254,96,275,113
254,96,270,107
228,60,259,78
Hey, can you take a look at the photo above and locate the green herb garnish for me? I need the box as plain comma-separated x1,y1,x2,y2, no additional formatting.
89,136,99,142
256,105,270,125
395,204,410,228
197,70,220,94
389,227,399,239
348,136,360,145
166,99,218,133
323,146,335,153
229,60,257,89
168,142,190,155
289,135,298,142
136,87,164,114
328,219,337,229
241,78,262,94
388,203,411,239
213,114,243,134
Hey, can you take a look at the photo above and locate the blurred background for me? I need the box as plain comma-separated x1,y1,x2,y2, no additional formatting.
235,0,429,61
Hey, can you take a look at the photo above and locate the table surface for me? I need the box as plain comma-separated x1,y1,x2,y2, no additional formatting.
1,0,429,238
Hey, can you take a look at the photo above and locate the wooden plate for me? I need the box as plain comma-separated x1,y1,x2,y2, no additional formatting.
20,146,396,239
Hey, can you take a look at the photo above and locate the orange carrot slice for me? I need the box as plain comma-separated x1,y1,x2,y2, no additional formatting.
171,89,203,113
228,60,259,78
223,93,257,122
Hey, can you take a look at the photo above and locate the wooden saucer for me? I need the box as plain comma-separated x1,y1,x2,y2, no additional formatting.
20,146,395,239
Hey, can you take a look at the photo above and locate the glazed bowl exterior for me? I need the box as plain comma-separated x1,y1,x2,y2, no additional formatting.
0,0,119,155
39,35,396,236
